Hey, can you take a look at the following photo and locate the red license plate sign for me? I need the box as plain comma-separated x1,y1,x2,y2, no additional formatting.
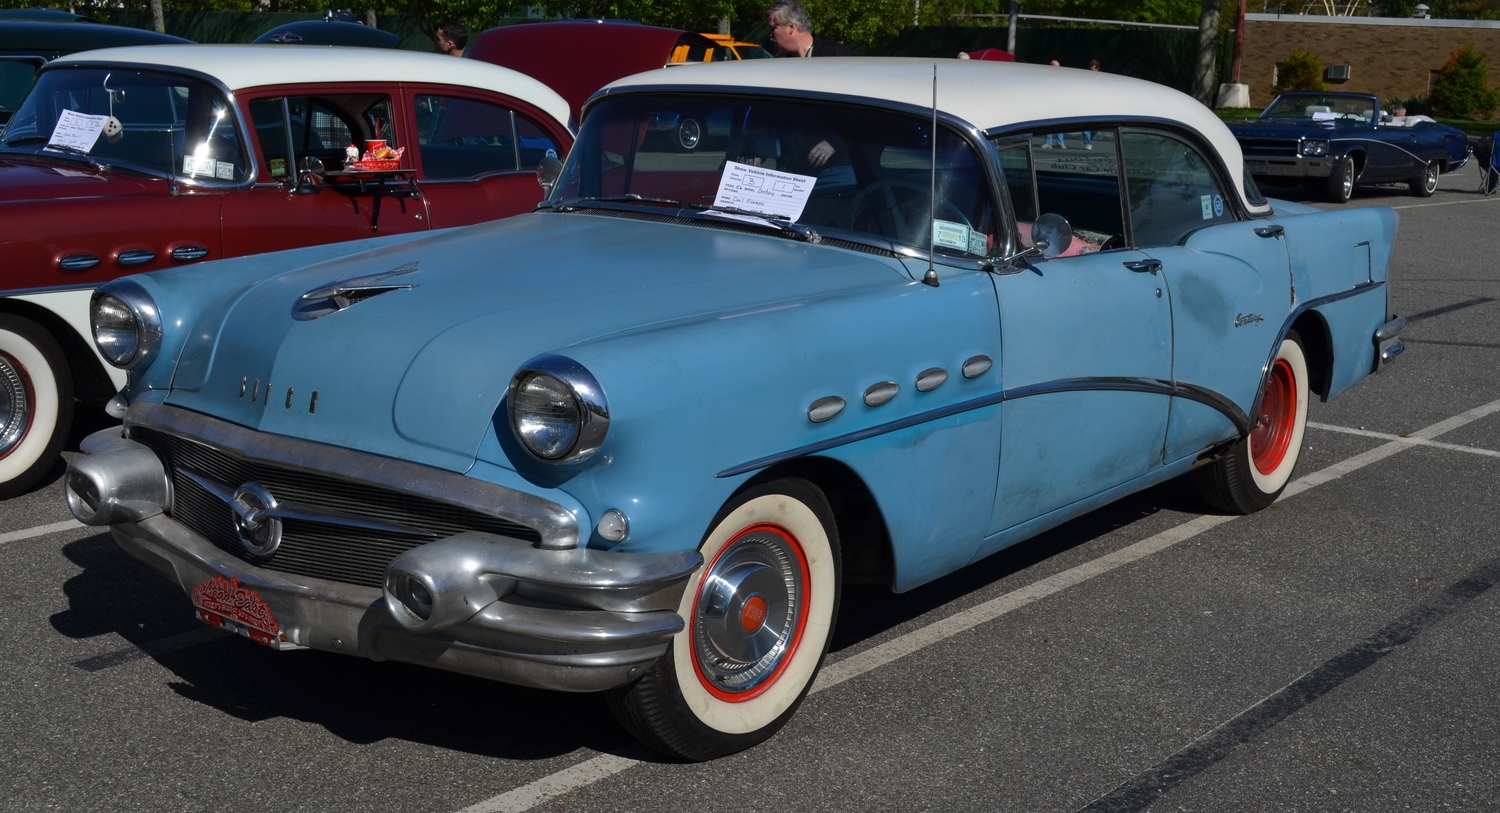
191,575,281,647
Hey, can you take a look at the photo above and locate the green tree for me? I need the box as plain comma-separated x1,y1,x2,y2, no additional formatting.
1429,43,1500,120
1273,49,1328,92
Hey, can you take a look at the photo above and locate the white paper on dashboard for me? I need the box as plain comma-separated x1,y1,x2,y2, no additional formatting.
48,109,109,153
713,160,815,222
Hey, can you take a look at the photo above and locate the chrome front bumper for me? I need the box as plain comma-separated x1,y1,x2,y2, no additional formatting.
1375,315,1406,366
66,422,701,693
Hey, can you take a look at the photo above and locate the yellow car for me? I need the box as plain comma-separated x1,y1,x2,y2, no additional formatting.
673,33,773,62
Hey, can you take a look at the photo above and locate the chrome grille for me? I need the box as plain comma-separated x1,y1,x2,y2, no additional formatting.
1237,138,1299,158
137,428,542,588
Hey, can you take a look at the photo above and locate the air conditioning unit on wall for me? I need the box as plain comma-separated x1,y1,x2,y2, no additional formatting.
1326,64,1351,81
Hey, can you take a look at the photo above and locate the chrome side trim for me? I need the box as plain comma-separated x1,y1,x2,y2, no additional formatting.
124,401,581,549
717,376,1248,478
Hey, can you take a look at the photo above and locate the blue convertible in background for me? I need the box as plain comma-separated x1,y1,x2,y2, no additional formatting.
65,59,1405,762
1229,91,1470,203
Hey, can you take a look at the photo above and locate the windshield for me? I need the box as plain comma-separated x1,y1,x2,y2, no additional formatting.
0,67,249,183
1260,94,1375,123
555,94,999,257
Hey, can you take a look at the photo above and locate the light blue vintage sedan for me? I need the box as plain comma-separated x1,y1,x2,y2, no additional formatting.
65,58,1404,760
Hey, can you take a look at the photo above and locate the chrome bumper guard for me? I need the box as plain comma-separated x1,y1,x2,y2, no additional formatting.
1375,315,1406,365
67,428,702,693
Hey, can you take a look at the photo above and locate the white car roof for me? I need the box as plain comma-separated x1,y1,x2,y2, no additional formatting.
602,57,1263,213
50,44,573,131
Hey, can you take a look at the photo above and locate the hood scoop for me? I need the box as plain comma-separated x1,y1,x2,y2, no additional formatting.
293,261,419,321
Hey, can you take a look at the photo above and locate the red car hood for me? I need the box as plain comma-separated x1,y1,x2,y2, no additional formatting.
0,156,156,201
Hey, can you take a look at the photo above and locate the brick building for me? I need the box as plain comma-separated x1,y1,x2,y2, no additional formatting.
1240,13,1500,109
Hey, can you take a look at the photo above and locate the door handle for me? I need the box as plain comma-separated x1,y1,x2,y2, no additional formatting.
1123,259,1161,275
1254,224,1285,238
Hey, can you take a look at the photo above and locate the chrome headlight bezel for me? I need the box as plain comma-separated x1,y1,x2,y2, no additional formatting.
1300,139,1329,157
90,279,162,370
507,354,609,464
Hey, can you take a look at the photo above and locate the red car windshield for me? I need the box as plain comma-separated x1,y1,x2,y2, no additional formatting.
1,66,249,184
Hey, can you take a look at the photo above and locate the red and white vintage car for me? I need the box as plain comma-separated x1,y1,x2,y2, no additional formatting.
0,44,572,497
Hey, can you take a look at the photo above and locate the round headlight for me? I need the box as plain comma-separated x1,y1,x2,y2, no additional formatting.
1300,140,1329,157
90,280,161,369
512,372,581,459
507,355,609,463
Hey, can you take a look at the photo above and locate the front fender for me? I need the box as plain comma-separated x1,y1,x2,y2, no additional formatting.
478,267,1005,589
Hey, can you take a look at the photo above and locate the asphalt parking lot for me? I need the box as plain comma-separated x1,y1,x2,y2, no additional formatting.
4,159,1498,813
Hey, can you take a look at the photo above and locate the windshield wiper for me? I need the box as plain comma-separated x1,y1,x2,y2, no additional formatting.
699,205,821,243
2,136,48,147
546,193,685,212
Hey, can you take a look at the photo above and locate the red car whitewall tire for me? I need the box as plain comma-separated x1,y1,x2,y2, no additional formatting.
0,315,74,499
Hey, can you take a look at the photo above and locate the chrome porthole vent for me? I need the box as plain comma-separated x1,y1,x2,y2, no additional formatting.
915,367,949,392
807,396,846,423
863,381,900,407
961,355,993,379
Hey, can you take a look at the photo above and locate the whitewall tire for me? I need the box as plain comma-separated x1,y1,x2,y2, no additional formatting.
608,478,841,760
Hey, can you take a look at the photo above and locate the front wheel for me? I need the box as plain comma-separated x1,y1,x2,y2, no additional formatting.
0,315,74,499
1195,332,1309,514
1325,157,1355,203
607,478,841,761
1409,161,1438,197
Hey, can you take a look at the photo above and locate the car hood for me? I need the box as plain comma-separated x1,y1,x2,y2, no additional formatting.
162,213,910,473
0,155,155,200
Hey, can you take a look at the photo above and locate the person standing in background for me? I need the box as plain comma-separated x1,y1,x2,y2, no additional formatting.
435,21,467,56
766,1,853,57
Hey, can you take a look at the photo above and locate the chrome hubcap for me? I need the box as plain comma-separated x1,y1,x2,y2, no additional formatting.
0,352,31,458
693,525,805,694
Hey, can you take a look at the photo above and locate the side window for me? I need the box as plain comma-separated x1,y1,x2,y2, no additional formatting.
250,94,392,179
416,94,560,179
1120,130,1234,248
0,57,43,123
1028,129,1126,254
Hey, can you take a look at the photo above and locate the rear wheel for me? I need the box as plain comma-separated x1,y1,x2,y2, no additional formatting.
608,478,841,761
1325,157,1355,203
1409,161,1438,197
1195,332,1309,514
0,315,74,499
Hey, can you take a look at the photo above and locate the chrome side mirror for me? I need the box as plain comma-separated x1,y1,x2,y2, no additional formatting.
1031,212,1073,257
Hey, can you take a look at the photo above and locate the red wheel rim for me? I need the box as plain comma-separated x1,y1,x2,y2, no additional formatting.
1251,357,1296,475
691,522,811,703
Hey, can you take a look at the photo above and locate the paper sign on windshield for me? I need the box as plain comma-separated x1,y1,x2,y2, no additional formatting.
48,110,108,154
714,160,816,221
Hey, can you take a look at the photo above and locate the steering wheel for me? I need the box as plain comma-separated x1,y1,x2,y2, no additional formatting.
847,179,972,246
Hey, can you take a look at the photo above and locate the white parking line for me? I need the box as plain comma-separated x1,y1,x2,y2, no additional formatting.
0,519,84,546
459,396,1500,813
1310,421,1500,459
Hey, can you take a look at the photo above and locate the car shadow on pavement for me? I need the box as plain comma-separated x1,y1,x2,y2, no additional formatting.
830,474,1208,654
49,532,629,761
